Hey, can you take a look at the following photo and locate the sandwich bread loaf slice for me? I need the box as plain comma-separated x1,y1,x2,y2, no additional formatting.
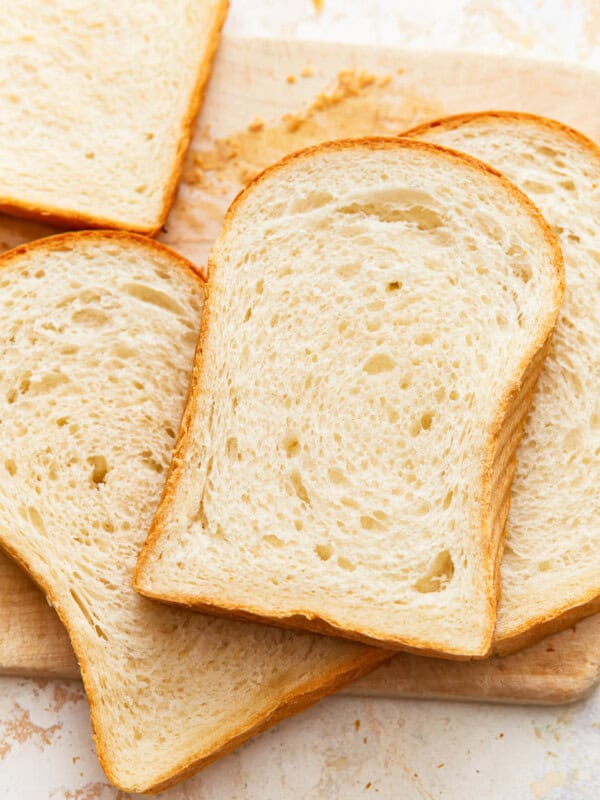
0,0,228,233
0,232,384,793
136,138,564,658
404,112,600,653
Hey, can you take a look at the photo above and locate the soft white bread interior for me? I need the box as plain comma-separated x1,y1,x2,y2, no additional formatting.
136,138,564,658
404,112,600,652
0,232,383,793
0,0,228,233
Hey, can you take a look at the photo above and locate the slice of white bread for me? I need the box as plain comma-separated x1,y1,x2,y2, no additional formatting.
403,112,600,653
0,232,384,793
135,138,564,657
0,1,228,234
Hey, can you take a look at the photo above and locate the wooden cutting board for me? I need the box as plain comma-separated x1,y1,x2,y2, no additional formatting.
1,35,600,703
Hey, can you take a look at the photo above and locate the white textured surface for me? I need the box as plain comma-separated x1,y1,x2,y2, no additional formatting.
2,2,600,798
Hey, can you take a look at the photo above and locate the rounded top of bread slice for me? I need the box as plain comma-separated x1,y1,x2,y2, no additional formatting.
137,137,563,657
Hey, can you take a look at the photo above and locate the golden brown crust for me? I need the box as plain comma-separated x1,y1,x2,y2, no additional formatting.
495,595,600,656
404,111,600,653
136,137,564,660
0,228,207,284
134,647,389,793
151,0,230,236
0,1,228,236
401,109,600,159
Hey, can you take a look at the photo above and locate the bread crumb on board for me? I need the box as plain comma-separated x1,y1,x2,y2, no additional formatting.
168,68,444,264
300,65,314,77
313,0,324,14
283,69,389,132
248,117,265,132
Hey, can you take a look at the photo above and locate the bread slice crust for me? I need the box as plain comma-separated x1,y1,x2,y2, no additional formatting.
402,112,600,654
0,230,388,793
136,137,564,658
0,1,228,235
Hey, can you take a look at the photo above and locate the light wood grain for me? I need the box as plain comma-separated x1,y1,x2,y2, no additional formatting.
1,35,599,703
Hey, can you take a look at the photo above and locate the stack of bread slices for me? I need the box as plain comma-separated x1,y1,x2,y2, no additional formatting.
0,5,599,795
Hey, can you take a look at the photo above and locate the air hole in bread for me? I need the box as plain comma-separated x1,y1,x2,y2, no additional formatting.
386,406,400,423
124,283,185,315
88,455,108,486
289,470,310,505
4,459,16,476
315,543,333,561
283,436,300,458
72,307,109,326
337,197,443,230
28,506,46,535
421,411,434,431
360,515,385,532
243,308,252,322
336,262,361,279
226,437,240,460
538,560,552,572
337,555,356,571
522,180,553,196
386,280,402,291
291,191,334,213
415,501,431,516
18,372,31,394
442,490,453,510
363,353,395,374
414,550,455,593
328,467,348,485
415,333,434,346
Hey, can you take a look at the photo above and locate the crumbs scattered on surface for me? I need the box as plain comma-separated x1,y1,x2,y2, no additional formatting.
312,0,324,14
60,782,129,800
248,117,265,133
300,65,315,78
354,719,361,731
4,704,61,748
530,771,565,799
365,782,372,790
165,68,443,267
437,763,445,768
47,681,86,713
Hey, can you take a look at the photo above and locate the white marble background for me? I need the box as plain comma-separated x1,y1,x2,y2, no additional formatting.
2,2,600,798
